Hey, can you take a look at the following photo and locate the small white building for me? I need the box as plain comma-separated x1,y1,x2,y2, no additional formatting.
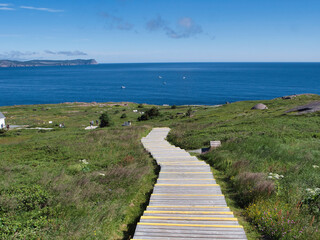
0,112,5,129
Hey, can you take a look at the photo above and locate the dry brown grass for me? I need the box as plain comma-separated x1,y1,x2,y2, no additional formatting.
235,172,275,206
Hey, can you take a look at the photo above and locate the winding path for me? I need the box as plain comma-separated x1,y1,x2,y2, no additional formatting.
132,127,247,240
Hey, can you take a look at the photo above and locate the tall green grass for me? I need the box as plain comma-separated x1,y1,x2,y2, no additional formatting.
167,95,320,239
0,103,158,239
1,95,319,239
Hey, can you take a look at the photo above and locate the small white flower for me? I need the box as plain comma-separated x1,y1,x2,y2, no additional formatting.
79,159,89,164
98,173,105,176
280,175,284,178
269,173,273,175
313,165,319,169
267,176,273,179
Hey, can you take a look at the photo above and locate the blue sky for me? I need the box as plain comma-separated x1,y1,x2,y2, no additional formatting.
0,0,319,63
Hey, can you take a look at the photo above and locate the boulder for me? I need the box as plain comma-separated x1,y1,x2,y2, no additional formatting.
251,103,268,110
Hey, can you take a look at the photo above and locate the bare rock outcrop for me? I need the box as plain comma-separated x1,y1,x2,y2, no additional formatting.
286,101,320,114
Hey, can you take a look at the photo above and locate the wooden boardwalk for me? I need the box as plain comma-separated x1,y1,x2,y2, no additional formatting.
132,128,247,240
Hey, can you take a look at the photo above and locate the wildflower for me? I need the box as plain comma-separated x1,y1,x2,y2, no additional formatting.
313,165,319,168
79,159,89,164
98,173,105,176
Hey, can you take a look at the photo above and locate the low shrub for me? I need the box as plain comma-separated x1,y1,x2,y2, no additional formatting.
99,112,112,127
0,128,6,135
138,107,160,121
246,199,319,239
0,185,49,212
301,187,320,218
66,159,90,175
186,107,192,117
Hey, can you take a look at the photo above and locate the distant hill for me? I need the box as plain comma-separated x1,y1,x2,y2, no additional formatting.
0,59,98,67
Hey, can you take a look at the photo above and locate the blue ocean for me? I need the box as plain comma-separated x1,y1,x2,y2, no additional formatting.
0,63,319,106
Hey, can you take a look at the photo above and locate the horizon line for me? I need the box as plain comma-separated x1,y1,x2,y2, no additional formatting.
98,61,320,64
2,59,320,64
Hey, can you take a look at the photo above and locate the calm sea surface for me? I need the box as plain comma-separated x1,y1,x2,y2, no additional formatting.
0,63,319,106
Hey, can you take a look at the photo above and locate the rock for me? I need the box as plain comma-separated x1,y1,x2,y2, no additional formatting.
277,93,318,100
282,95,297,100
251,103,268,110
286,101,320,114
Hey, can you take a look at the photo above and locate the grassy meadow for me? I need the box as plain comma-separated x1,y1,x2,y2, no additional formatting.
0,95,320,239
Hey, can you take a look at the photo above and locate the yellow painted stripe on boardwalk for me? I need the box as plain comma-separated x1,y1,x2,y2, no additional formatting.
154,157,195,158
141,216,237,221
159,179,214,180
152,194,223,196
137,222,243,228
161,164,206,166
155,184,218,186
161,172,212,174
148,206,229,209
144,211,233,215
160,162,203,163
157,161,200,163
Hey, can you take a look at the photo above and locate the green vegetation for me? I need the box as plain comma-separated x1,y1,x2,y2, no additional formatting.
0,103,158,239
1,95,320,239
186,107,192,117
167,95,320,239
99,112,112,127
137,107,160,121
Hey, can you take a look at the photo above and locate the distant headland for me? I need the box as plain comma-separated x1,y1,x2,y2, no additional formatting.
0,59,98,68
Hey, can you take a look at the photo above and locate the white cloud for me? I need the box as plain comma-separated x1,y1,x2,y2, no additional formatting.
0,3,14,10
0,7,14,10
0,51,38,60
20,6,63,13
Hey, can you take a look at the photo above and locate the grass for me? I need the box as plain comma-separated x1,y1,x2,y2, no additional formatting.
1,94,320,239
0,103,159,239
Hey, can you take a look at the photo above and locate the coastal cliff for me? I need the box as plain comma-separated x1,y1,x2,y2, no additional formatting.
0,59,98,67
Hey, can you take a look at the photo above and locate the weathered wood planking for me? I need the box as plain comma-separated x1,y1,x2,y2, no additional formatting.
132,128,247,239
